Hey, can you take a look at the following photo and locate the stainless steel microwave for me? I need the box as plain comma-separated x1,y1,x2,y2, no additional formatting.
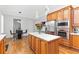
56,20,69,28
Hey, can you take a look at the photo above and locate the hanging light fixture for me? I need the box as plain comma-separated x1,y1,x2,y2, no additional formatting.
34,6,49,22
35,11,39,19
45,6,49,16
18,11,22,14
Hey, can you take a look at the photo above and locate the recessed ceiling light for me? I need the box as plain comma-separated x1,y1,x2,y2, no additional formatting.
18,12,22,14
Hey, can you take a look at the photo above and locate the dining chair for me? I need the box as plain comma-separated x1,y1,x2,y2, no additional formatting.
10,30,17,40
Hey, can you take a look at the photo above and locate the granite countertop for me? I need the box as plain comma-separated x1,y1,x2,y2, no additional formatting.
70,33,79,35
0,34,6,41
29,32,60,41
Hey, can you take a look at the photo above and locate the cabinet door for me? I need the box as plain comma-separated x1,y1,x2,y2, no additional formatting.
47,12,57,21
47,13,53,21
64,9,69,20
35,38,41,54
72,35,79,49
52,12,57,20
0,41,1,53
40,41,48,54
69,35,73,47
57,10,64,20
31,36,36,51
48,41,55,54
59,38,70,47
74,9,79,26
0,40,4,54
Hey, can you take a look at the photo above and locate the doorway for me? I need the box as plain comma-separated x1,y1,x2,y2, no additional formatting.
13,19,21,33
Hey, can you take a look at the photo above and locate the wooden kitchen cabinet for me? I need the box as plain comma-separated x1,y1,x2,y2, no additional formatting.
52,12,57,20
69,35,73,47
59,34,76,48
28,35,36,52
28,34,60,54
64,9,69,20
47,5,73,32
0,40,4,54
47,13,53,21
47,6,73,21
71,35,79,49
59,37,71,47
47,12,57,21
40,40,48,54
73,7,79,27
35,38,41,54
31,36,36,51
57,8,71,20
57,10,64,20
48,40,60,54
28,35,41,53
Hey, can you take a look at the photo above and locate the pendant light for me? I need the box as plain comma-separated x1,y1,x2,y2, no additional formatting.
35,10,39,19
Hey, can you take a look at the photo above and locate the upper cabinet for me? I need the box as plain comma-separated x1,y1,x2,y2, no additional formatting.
47,12,57,21
57,10,64,20
64,9,69,20
47,6,73,21
47,13,53,21
74,7,79,27
52,12,57,20
47,5,73,32
57,8,70,20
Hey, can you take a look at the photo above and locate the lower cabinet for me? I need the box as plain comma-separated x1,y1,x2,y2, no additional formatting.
28,35,41,53
28,34,60,54
35,38,41,54
70,35,79,49
31,36,36,52
40,41,48,54
59,38,71,47
0,40,4,54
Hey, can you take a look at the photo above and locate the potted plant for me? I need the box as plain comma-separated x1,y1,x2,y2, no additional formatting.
35,23,43,34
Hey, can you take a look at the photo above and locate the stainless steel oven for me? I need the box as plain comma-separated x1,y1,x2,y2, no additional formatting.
56,20,69,39
57,28,69,39
58,30,69,39
58,31,67,38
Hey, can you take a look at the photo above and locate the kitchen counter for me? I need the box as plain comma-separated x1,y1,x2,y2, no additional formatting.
70,33,79,36
29,32,60,41
28,32,61,54
0,34,6,41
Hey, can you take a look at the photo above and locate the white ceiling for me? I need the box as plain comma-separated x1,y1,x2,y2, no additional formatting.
0,5,67,19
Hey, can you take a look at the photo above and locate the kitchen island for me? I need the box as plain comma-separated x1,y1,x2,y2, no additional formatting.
28,32,61,54
0,34,6,54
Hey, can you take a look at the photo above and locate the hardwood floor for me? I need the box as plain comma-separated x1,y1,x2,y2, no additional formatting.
4,36,79,54
4,37,34,54
59,45,79,54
